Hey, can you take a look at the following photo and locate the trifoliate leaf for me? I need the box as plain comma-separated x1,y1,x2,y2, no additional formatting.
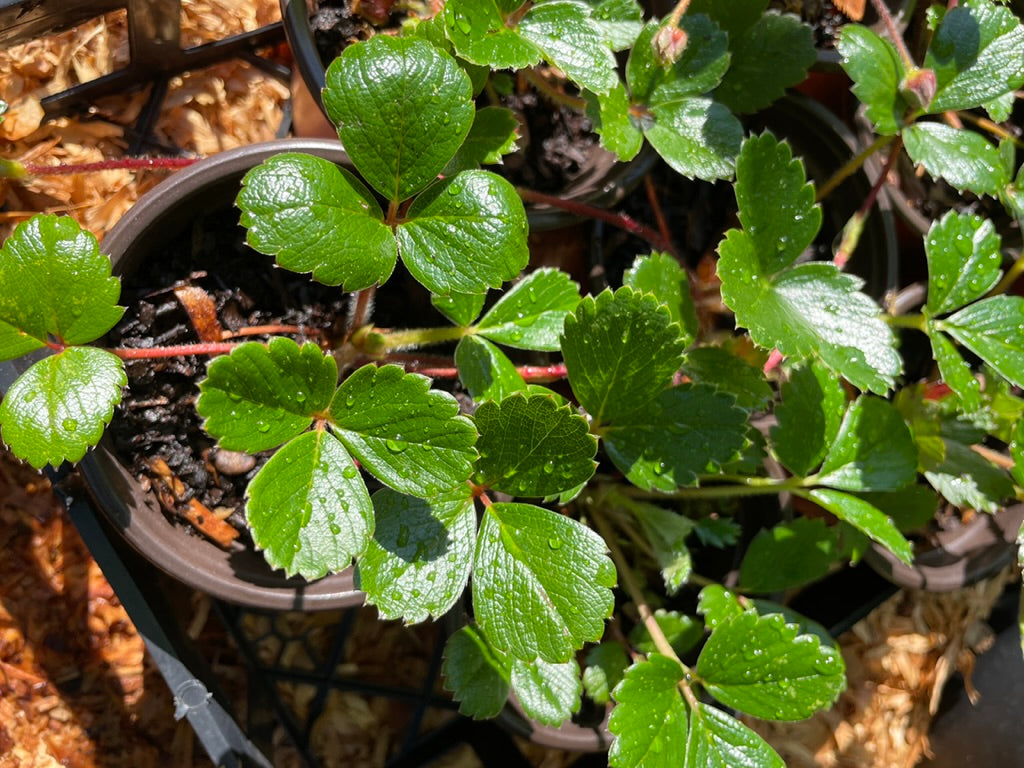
0,215,123,357
246,430,371,579
0,348,124,468
588,84,644,161
397,170,529,296
632,502,695,594
684,703,785,768
562,288,686,427
518,1,619,94
804,488,913,564
323,36,473,201
510,656,582,727
455,336,527,402
929,325,982,412
771,361,846,477
644,97,743,182
942,295,1024,388
696,610,845,721
443,624,511,719
624,252,698,344
443,0,540,71
583,643,629,705
683,346,772,411
815,396,918,492
432,291,486,327
837,25,907,135
739,518,840,593
903,123,1008,197
329,364,477,496
238,153,395,291
603,384,750,491
925,0,1024,113
925,211,1003,315
628,610,703,658
357,488,476,623
442,107,519,175
608,654,688,768
476,268,581,351
922,436,1015,513
715,12,815,115
197,338,336,453
474,394,597,497
474,502,616,663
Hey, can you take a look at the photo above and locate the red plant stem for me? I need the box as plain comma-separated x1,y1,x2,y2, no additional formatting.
107,342,238,359
223,324,319,339
406,362,568,381
869,0,916,68
22,156,197,176
516,186,676,256
644,175,675,255
834,135,903,269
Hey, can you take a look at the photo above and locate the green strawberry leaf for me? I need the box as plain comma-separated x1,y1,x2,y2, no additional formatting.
397,170,529,296
474,394,597,497
518,1,619,94
510,656,582,727
632,501,695,594
922,436,1015,513
329,364,477,497
246,430,372,579
322,36,473,201
682,346,773,411
814,396,918,492
687,0,768,39
473,502,616,663
237,153,395,291
455,336,527,402
588,84,645,161
1010,419,1024,487
357,488,476,623
925,211,1003,315
804,488,913,564
579,0,644,50
443,624,511,719
739,518,840,593
444,0,542,71
197,338,336,453
696,610,846,721
0,214,123,357
432,291,486,327
644,98,743,182
442,106,519,175
925,0,1024,113
623,252,699,344
928,325,982,412
696,584,745,629
856,486,940,533
837,25,907,135
0,348,125,468
608,654,688,768
684,702,785,768
603,384,749,491
476,267,581,351
562,287,687,427
628,610,703,658
771,361,846,477
583,642,630,705
627,17,730,104
941,295,1024,388
903,123,1008,197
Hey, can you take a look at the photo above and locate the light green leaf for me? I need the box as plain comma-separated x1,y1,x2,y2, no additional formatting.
562,287,686,427
632,502,695,594
696,584,745,630
432,291,486,327
925,211,1003,315
609,654,689,768
474,394,597,497
628,610,703,657
929,325,982,412
476,267,581,351
0,214,123,357
903,123,1008,197
474,502,616,663
771,361,846,477
443,625,511,719
329,364,477,497
357,488,476,623
519,1,619,94
697,610,845,721
805,488,913,564
198,338,336,453
0,348,125,468
578,0,644,49
1011,419,1024,487
739,518,840,593
510,656,582,727
683,346,773,411
624,252,699,344
583,642,630,705
246,430,371,579
588,84,644,161
455,336,527,402
922,437,1015,513
684,703,785,768
942,295,1024,388
397,170,529,296
444,0,542,71
837,25,907,135
238,153,395,291
604,384,749,491
644,97,743,182
985,90,1016,123
442,107,519,175
323,36,473,201
815,396,918,491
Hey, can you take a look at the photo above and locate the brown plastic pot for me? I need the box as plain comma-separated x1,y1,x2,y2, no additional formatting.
84,140,365,610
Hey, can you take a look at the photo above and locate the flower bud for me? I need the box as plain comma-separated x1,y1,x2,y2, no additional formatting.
652,24,688,66
899,67,937,112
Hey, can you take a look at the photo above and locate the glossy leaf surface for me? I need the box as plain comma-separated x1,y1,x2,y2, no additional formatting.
903,123,1007,197
455,336,526,402
476,268,581,351
609,654,688,768
684,702,784,768
925,211,1002,315
443,625,511,719
510,656,581,726
771,361,845,477
943,295,1024,388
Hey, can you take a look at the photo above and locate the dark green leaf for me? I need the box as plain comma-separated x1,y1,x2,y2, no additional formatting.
357,488,476,623
644,97,743,182
696,584,745,630
432,291,486,327
684,703,785,768
739,518,839,593
443,0,540,70
683,346,772,411
922,436,1015,513
455,336,527,402
925,211,1002,315
510,656,581,726
1011,419,1024,487
693,517,742,548
628,17,730,104
903,123,1008,197
942,295,1024,388
609,655,689,768
518,1,619,94
323,36,473,201
477,267,581,351
442,107,519,175
838,25,907,135
929,325,982,412
246,430,371,579
474,502,616,662
856,487,939,533
687,0,768,39
628,610,703,657
632,502,695,594
443,625,511,719
805,488,913,564
624,252,698,344
588,84,644,161
771,361,846,477
238,153,395,291
583,642,630,705
696,610,845,721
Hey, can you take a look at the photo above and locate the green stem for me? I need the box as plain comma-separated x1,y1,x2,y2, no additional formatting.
617,476,802,502
869,0,916,70
521,68,587,111
668,0,693,26
833,134,904,269
885,312,927,331
957,110,1024,150
375,324,469,351
816,133,896,202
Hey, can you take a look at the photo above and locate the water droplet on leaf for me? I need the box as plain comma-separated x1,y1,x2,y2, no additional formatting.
62,418,78,432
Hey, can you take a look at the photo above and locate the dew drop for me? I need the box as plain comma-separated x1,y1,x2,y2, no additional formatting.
23,391,36,403
454,12,472,34
62,418,78,432
295,390,307,404
425,571,437,582
543,461,555,474
386,438,408,453
345,394,356,407
342,465,358,479
256,421,270,433
329,523,341,535
548,537,563,550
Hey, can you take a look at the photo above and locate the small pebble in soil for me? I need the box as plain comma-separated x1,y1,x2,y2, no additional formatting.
214,450,257,476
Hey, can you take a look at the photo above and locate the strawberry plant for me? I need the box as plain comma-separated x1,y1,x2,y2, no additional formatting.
2,2,1024,765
